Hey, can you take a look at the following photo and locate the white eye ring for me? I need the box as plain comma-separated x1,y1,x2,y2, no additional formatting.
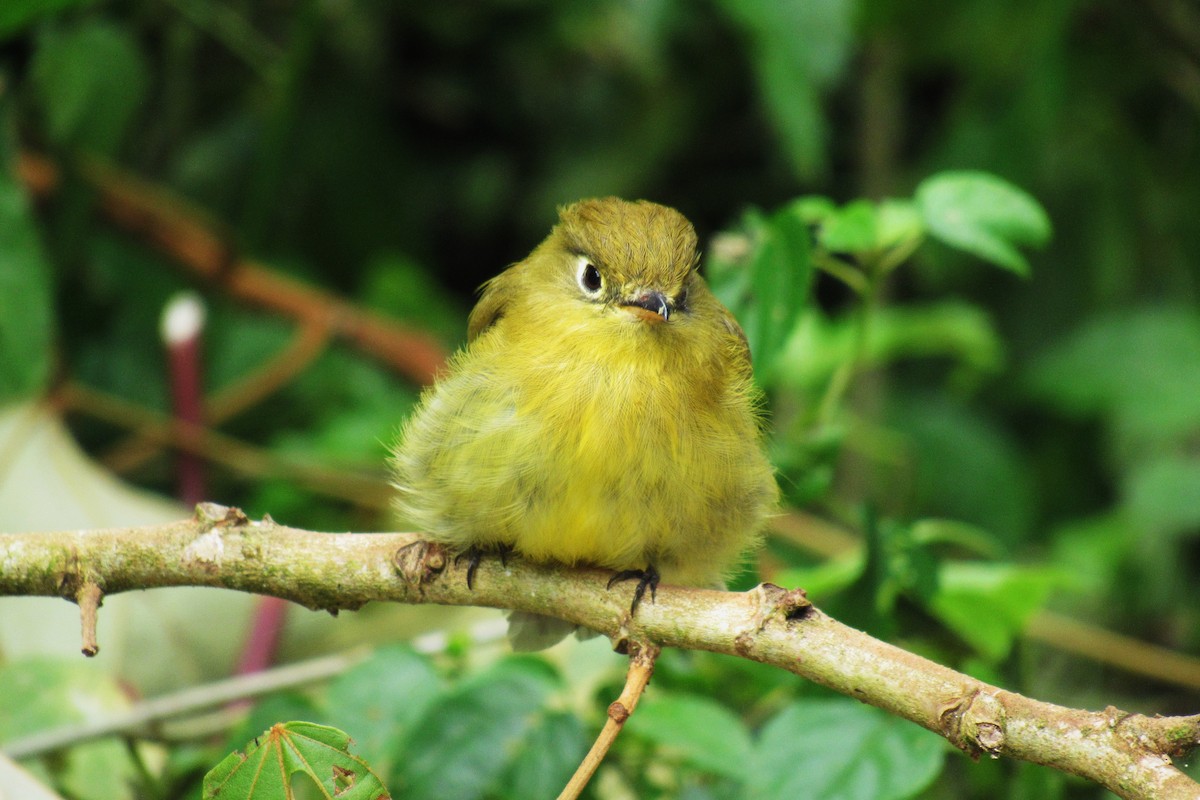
575,255,603,296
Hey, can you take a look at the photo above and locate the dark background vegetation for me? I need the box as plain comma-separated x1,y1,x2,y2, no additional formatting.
2,0,1199,798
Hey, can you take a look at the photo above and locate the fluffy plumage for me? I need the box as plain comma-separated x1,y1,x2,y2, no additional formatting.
392,198,778,636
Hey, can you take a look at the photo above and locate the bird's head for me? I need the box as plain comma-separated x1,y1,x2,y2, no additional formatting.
544,197,700,327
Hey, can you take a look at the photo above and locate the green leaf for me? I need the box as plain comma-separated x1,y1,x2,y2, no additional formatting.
324,646,441,777
360,252,466,343
776,302,1005,394
774,549,866,600
866,302,1006,380
715,0,854,178
1024,307,1200,447
203,721,390,799
927,562,1061,661
1048,512,1137,596
875,199,925,253
892,521,942,603
1125,455,1200,537
1011,761,1068,800
0,658,140,800
909,519,1005,559
224,693,325,756
0,165,55,403
30,20,149,153
916,171,1051,275
818,200,879,255
789,195,838,225
626,693,753,781
799,197,924,276
499,711,588,800
395,657,559,800
0,0,97,38
885,393,1033,545
860,517,941,620
650,649,797,719
747,206,813,380
755,50,826,179
749,699,944,800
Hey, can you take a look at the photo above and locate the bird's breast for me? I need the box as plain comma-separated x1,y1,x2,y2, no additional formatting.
480,324,760,574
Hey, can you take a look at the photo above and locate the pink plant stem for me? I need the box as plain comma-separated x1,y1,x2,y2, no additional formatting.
162,293,207,506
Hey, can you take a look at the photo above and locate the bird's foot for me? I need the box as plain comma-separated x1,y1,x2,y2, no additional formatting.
454,543,513,589
607,564,660,614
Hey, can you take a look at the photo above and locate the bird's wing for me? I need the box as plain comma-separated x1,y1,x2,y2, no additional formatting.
466,268,517,342
719,305,755,380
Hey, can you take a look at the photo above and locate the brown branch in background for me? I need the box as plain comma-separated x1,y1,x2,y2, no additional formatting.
1,510,1197,800
1027,611,1200,692
15,150,448,386
559,642,660,800
4,650,370,760
857,34,903,200
204,319,333,419
5,619,505,760
102,318,334,474
767,508,861,558
1132,0,1200,112
59,383,392,510
1136,0,1200,70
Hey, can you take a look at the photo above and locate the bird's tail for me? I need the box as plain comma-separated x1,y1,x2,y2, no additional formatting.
505,611,599,651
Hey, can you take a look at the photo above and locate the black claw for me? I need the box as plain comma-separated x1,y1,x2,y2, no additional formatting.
454,546,484,590
607,564,660,615
453,544,514,590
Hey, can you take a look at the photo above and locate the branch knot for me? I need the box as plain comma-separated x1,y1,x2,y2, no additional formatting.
939,688,1007,758
193,502,249,529
393,540,447,588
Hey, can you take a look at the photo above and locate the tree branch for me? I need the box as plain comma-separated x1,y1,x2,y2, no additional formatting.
4,651,366,759
560,642,659,800
57,383,392,510
3,620,507,759
1,504,1197,800
16,151,448,385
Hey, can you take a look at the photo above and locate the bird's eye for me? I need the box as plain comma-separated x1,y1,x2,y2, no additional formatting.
576,257,603,295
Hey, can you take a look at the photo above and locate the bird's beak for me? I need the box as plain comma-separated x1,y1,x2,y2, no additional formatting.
621,290,671,324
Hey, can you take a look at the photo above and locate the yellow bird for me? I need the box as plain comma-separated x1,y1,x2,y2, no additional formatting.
391,197,778,647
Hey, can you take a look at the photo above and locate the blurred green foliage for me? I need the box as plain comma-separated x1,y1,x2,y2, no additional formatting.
2,0,1199,797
